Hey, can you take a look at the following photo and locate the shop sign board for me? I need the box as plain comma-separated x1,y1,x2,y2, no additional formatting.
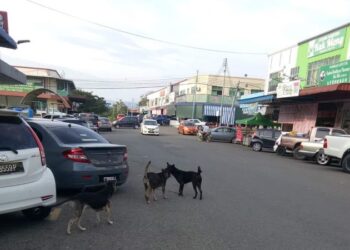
307,28,346,58
0,83,40,93
318,60,350,86
276,80,300,98
240,103,259,115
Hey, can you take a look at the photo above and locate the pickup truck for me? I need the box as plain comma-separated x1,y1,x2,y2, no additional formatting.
278,127,345,158
323,135,350,172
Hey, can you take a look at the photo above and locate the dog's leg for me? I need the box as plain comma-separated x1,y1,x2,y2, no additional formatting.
77,205,87,231
192,182,198,199
105,201,113,225
67,217,78,235
198,182,203,200
96,211,101,224
179,183,184,196
152,189,157,201
162,185,167,199
67,202,81,235
145,185,151,204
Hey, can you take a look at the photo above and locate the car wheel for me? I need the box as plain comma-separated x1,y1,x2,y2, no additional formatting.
316,152,330,165
341,154,350,173
22,206,52,220
109,128,112,132
276,146,286,156
252,142,262,152
293,146,306,160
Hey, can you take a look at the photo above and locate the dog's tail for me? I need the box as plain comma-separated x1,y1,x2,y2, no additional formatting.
144,161,151,178
197,166,202,175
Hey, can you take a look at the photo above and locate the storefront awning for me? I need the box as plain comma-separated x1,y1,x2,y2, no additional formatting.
0,28,17,49
300,83,350,96
239,93,274,104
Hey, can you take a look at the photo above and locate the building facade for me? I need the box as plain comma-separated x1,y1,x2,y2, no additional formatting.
146,74,264,124
0,66,78,114
265,23,350,133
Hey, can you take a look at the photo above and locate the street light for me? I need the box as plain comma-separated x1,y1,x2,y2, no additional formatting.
17,40,30,45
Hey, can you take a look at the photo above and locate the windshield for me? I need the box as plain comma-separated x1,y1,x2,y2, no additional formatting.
144,120,157,125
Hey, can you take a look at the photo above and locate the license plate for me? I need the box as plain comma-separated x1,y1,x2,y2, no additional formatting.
0,162,24,175
103,176,117,182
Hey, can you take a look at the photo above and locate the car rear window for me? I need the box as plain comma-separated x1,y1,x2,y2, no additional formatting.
48,126,108,144
144,120,157,125
0,116,37,150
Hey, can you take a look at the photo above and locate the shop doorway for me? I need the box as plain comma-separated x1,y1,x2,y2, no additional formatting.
316,103,337,127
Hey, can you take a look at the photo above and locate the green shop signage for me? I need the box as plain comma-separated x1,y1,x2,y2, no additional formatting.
0,82,41,93
318,60,350,86
308,28,346,58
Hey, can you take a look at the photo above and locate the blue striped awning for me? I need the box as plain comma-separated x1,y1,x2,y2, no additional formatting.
239,93,274,104
203,105,235,124
0,28,17,49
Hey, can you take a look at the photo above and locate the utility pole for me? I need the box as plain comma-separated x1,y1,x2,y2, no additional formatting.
228,81,240,126
192,70,199,119
219,58,228,125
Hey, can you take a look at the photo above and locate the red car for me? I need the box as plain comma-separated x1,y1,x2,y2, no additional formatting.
178,121,198,135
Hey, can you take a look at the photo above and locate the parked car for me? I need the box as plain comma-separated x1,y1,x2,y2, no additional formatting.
153,115,170,125
178,121,198,135
278,127,344,158
79,113,99,132
27,119,129,189
98,117,113,132
114,116,140,129
141,119,160,135
207,126,236,143
186,118,206,126
0,110,56,219
323,134,350,172
251,129,282,152
298,128,347,165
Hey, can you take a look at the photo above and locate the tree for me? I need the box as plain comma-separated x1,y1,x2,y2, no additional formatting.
138,96,148,107
72,89,109,115
112,99,128,117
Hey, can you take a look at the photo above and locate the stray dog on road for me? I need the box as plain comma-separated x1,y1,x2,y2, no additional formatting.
52,180,117,234
143,161,171,204
166,162,203,200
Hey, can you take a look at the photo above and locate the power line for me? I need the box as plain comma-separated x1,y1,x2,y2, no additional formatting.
26,0,267,56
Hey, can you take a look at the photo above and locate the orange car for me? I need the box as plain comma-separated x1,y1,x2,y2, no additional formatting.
178,121,198,135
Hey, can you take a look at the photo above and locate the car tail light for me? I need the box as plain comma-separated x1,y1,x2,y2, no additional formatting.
63,148,91,163
41,195,53,201
123,148,128,162
323,138,328,149
26,125,46,167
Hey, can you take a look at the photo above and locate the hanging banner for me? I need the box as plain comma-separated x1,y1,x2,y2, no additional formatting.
276,80,300,98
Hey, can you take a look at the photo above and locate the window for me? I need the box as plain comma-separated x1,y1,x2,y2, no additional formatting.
212,86,223,96
268,71,282,92
262,130,273,138
250,89,262,94
315,128,330,139
332,129,346,136
0,117,37,150
307,56,340,86
144,120,157,125
229,88,237,97
290,67,299,80
48,126,108,144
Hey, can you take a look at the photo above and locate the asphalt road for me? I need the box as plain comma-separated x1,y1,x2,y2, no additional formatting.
2,127,350,250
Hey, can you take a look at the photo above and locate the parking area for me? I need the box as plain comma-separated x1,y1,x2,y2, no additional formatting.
2,126,350,250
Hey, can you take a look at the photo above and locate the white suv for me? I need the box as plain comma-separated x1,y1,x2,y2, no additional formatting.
0,110,56,219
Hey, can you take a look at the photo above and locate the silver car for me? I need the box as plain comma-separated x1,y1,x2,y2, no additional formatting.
98,117,113,132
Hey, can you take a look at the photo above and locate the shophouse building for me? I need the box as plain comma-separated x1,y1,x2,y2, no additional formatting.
265,23,350,133
0,66,80,114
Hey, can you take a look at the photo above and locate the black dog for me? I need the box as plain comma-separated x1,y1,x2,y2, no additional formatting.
143,161,171,204
52,180,117,234
166,162,203,200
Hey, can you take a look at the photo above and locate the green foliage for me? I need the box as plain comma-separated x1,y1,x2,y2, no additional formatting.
110,99,128,119
138,96,148,107
72,89,109,115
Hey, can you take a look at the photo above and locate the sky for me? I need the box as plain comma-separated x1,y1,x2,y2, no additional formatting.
1,0,349,104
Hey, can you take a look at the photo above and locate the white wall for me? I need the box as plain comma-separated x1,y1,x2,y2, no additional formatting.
265,45,298,94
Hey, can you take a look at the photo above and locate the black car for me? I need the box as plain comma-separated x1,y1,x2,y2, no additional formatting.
114,116,140,129
56,118,90,128
250,129,281,152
